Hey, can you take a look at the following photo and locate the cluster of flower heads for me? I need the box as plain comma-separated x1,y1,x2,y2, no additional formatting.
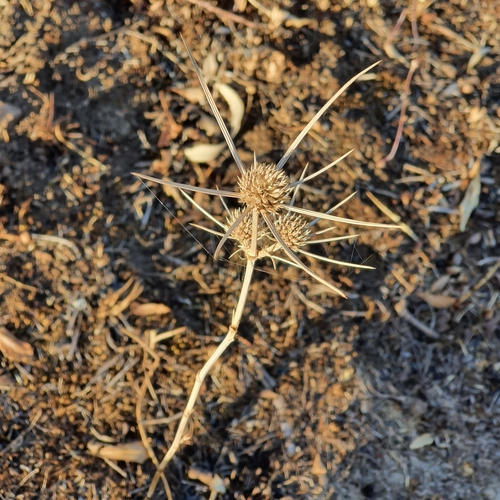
134,37,399,298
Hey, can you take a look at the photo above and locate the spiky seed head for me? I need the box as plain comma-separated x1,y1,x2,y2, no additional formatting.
226,208,268,254
274,213,310,251
237,163,291,214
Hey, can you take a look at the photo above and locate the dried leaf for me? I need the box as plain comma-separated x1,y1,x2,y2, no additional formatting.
198,113,220,137
459,169,481,232
214,83,244,136
203,53,218,79
0,327,34,364
259,389,279,399
416,292,456,309
130,302,171,316
312,454,327,476
185,83,245,164
234,0,247,12
430,275,451,293
410,433,434,450
171,87,207,104
0,373,15,389
184,142,226,163
87,441,148,464
188,468,226,493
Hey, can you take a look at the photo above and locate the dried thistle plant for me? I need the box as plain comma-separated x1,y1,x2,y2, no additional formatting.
133,36,400,498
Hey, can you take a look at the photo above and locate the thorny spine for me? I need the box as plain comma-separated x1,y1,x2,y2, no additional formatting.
134,35,399,498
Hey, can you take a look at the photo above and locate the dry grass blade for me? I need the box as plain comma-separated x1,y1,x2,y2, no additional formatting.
416,292,456,309
0,327,34,364
307,191,358,227
308,234,359,245
289,162,310,206
365,191,419,241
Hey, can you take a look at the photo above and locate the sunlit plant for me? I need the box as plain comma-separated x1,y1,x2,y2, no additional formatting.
133,36,399,498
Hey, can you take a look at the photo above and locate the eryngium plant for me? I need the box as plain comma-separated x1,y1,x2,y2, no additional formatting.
133,36,399,498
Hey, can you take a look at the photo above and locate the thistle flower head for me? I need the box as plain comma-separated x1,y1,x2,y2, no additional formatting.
132,40,397,299
237,163,291,214
131,38,400,500
226,208,268,254
272,214,310,252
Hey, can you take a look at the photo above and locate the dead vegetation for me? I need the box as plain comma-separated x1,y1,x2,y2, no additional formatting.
1,1,499,499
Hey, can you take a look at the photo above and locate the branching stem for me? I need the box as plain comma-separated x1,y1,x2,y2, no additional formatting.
147,259,256,498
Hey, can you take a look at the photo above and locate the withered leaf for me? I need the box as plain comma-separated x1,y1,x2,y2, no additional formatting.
130,302,171,316
312,454,327,476
430,275,451,294
87,441,148,464
184,83,245,164
188,468,226,493
416,292,456,309
214,83,244,137
459,170,481,232
0,327,34,364
410,433,434,450
171,87,207,104
184,142,227,163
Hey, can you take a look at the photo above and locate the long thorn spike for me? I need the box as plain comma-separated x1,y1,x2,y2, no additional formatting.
179,189,226,229
132,172,239,198
308,191,358,227
299,249,375,270
276,61,381,171
288,205,401,229
308,234,359,244
290,150,354,188
262,213,346,298
213,206,251,260
180,35,246,173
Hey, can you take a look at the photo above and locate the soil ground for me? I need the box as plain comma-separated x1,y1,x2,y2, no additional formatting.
1,1,499,499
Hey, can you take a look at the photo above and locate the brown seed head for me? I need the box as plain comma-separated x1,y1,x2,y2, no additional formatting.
274,213,310,251
226,208,268,254
237,163,291,213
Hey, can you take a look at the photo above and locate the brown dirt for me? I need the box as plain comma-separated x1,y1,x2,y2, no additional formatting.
1,1,499,499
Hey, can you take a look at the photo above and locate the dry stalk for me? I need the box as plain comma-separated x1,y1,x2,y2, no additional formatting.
146,259,256,498
134,36,401,498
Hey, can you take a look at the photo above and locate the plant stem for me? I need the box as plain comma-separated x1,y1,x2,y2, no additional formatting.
147,259,256,498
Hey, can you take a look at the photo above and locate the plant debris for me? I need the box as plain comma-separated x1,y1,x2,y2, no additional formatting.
1,0,499,499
